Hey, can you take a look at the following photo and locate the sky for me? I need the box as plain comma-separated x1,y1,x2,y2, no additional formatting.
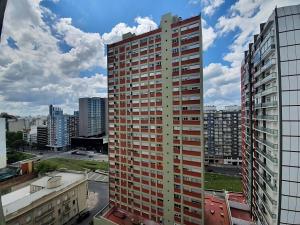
0,0,299,116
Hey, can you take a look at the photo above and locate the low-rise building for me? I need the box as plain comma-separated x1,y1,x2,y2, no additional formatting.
1,171,88,225
205,192,255,225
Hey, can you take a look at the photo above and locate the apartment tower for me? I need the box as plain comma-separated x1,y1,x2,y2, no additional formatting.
102,13,204,225
79,97,107,137
47,105,69,150
204,105,241,165
241,5,300,225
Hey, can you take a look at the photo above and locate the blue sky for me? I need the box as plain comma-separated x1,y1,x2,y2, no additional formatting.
0,0,299,115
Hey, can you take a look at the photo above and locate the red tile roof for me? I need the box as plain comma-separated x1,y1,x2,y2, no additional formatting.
204,194,230,225
103,207,159,225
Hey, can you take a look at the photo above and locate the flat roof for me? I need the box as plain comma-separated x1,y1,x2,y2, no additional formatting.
1,172,86,217
227,192,253,222
231,208,252,221
102,207,159,225
227,192,247,204
204,194,230,225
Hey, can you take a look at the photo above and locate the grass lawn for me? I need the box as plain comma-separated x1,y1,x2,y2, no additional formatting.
7,151,35,164
205,172,242,192
35,158,108,174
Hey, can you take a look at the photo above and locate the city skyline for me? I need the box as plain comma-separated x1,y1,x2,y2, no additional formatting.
0,0,299,116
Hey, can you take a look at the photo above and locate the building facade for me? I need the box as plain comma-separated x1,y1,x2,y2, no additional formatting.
37,126,48,148
241,5,300,225
7,118,30,132
1,171,88,225
68,112,79,140
47,105,69,150
79,97,107,137
96,13,204,225
204,105,241,165
0,118,6,169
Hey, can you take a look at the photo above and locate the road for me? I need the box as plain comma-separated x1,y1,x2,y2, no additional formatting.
23,149,108,162
66,181,109,225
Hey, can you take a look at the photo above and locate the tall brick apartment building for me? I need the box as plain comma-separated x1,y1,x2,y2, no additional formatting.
94,13,204,225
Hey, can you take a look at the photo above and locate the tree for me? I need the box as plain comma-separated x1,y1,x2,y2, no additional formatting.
35,161,58,174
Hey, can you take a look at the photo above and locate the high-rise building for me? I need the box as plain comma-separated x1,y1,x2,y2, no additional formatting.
68,112,79,140
37,125,48,148
241,5,300,225
79,97,107,137
204,105,241,165
95,13,204,225
0,118,6,169
47,105,69,150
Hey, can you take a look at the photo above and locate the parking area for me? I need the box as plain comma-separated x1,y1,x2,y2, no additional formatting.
87,172,108,183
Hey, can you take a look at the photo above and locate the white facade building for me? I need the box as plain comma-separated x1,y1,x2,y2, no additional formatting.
0,118,6,169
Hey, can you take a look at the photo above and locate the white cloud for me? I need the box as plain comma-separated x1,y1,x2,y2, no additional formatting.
204,0,300,106
0,0,157,116
189,0,224,16
102,16,158,44
202,19,217,51
203,0,225,16
204,63,240,106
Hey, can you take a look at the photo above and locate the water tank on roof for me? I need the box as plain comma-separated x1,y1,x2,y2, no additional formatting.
46,175,62,188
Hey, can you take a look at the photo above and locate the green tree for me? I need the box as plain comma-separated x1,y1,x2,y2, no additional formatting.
35,161,58,174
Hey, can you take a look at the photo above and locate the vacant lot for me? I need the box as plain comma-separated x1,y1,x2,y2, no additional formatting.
205,173,242,192
35,158,109,174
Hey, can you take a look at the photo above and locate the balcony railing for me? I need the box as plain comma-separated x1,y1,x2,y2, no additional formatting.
255,114,278,121
261,59,276,73
254,73,277,88
255,137,278,149
254,101,278,109
256,147,278,163
255,126,278,135
256,157,277,177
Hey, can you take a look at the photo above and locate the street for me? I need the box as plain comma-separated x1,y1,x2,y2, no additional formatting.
22,149,108,162
66,181,109,225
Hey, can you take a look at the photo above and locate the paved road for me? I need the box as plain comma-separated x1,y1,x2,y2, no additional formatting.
23,149,108,162
88,172,108,183
67,181,109,225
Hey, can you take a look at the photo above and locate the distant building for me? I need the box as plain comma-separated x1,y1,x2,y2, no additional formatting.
1,171,88,225
68,112,79,140
37,126,48,148
7,118,30,132
71,136,107,153
204,105,241,165
47,105,70,150
79,97,107,137
0,118,6,169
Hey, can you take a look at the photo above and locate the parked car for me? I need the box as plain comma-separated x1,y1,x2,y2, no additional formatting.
77,210,90,223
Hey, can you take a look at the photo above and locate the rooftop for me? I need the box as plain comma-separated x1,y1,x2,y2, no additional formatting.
1,171,86,217
204,194,230,225
226,192,253,224
97,205,159,225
